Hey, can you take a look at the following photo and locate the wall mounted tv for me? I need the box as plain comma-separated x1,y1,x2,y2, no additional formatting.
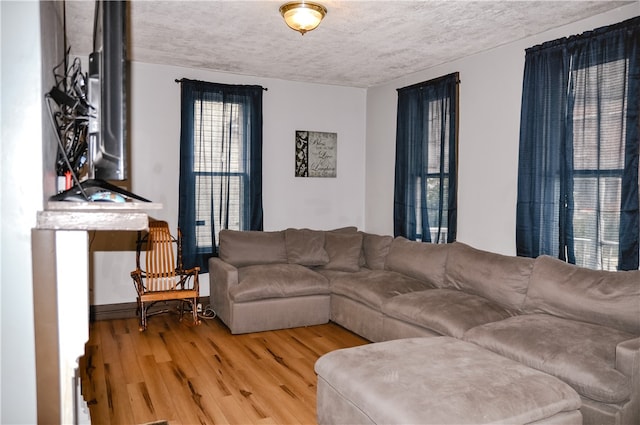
88,0,127,181
49,0,149,202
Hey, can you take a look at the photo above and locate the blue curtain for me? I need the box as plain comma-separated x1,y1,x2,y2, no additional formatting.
516,17,639,270
178,79,263,272
394,73,458,243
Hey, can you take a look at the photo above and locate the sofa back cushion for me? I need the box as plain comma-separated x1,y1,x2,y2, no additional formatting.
444,242,534,311
320,232,363,272
219,230,287,267
384,237,450,287
361,232,394,270
284,228,330,266
524,255,640,334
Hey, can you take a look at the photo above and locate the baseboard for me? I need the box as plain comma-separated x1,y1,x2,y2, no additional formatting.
90,296,211,321
90,302,137,321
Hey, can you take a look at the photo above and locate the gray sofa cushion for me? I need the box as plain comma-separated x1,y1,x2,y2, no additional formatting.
524,255,640,334
315,337,581,425
320,232,363,272
218,230,287,267
464,313,635,404
383,289,515,339
329,226,359,233
445,241,534,310
284,228,329,266
229,264,329,302
384,237,450,287
331,269,434,310
361,232,393,270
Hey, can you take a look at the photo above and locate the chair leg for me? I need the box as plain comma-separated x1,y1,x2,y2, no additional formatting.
178,300,185,322
139,299,199,330
193,298,201,326
139,301,147,332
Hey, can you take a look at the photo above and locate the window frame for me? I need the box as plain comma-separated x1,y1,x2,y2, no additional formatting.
394,72,459,243
515,17,639,271
178,79,264,272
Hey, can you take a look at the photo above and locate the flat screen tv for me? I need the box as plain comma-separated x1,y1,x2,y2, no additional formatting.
88,0,127,181
50,0,149,202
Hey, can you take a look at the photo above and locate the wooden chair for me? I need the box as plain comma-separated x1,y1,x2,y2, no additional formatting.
131,220,200,331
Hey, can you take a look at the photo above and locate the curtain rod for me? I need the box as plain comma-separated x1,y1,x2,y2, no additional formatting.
174,78,268,91
397,72,460,92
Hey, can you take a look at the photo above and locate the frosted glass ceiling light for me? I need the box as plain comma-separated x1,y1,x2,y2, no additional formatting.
279,1,327,35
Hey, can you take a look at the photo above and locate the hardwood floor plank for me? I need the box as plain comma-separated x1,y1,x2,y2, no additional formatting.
205,344,300,424
104,362,137,424
219,353,305,425
155,360,220,424
215,334,316,424
80,342,111,422
158,330,202,379
81,316,368,424
128,324,155,358
117,332,146,384
251,335,319,408
126,381,160,424
186,375,239,424
137,354,180,422
143,320,174,363
98,322,121,364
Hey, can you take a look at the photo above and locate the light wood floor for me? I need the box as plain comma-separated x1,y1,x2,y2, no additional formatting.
79,311,368,425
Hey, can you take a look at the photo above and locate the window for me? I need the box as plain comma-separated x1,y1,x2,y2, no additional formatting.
516,17,639,271
178,80,264,272
192,99,243,249
570,58,628,270
394,73,459,243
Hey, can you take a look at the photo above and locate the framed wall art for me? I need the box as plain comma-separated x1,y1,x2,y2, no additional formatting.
294,130,337,177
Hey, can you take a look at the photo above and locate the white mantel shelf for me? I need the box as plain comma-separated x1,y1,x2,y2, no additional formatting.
37,201,163,231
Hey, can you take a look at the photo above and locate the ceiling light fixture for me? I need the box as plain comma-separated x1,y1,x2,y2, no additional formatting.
279,1,327,35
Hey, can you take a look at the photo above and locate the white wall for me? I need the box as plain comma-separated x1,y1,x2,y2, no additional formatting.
91,63,366,305
1,1,58,422
365,4,639,255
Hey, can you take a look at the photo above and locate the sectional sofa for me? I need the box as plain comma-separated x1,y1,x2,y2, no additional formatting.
208,227,640,425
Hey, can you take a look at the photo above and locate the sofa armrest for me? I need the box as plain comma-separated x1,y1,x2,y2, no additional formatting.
208,257,239,327
210,257,239,287
616,337,640,377
617,337,639,424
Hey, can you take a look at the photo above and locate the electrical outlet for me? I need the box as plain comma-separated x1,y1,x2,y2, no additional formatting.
197,303,202,313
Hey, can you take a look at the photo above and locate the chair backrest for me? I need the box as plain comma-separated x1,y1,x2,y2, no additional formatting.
144,221,177,291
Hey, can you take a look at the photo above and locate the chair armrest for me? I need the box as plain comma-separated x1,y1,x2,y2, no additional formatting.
180,266,200,274
177,266,200,292
209,257,238,327
130,268,144,292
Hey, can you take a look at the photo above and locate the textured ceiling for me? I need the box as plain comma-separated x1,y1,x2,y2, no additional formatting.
64,0,633,88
